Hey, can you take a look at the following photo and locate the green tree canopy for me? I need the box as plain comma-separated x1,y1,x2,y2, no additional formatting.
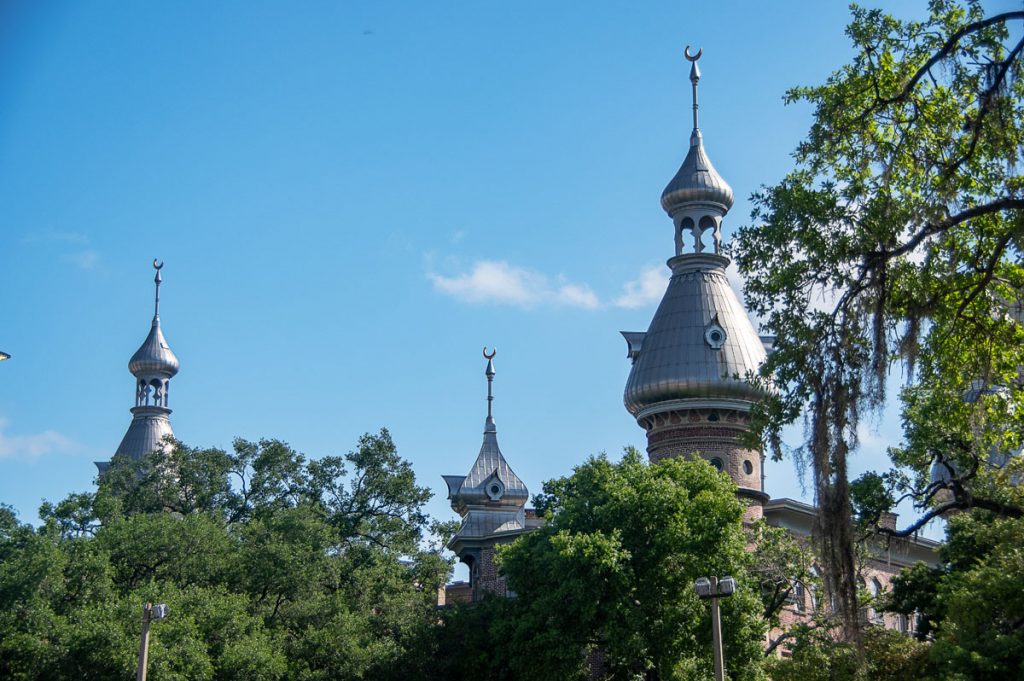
733,0,1024,635
886,510,1024,679
487,449,765,681
1,430,451,681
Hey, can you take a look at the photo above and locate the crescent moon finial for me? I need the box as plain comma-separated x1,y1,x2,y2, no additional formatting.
483,346,497,360
153,259,164,271
684,45,702,62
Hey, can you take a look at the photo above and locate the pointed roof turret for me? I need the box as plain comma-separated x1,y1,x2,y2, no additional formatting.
444,348,528,544
97,260,180,474
661,46,734,217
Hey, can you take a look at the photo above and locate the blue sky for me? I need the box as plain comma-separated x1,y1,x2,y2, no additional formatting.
3,1,998,542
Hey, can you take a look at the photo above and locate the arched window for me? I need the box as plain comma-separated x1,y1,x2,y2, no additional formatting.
868,577,884,624
150,379,164,406
463,555,477,587
858,577,871,624
698,215,718,253
794,580,806,613
677,217,695,255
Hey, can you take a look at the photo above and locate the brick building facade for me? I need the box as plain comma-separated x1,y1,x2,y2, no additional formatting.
439,50,940,653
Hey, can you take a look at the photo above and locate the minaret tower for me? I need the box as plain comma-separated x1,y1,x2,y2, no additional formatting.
621,48,769,520
95,260,181,474
443,349,530,600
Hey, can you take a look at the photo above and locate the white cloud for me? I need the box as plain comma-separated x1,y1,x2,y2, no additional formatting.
556,282,600,309
430,260,760,314
429,260,600,309
20,229,89,245
0,417,78,461
613,265,668,309
855,419,899,454
64,250,100,271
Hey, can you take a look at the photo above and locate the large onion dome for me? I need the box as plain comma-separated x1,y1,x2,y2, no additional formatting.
623,254,767,416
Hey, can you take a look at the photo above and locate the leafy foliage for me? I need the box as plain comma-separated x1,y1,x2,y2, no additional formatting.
745,521,820,650
494,449,766,681
733,0,1024,635
764,626,931,681
887,511,1024,679
1,431,450,680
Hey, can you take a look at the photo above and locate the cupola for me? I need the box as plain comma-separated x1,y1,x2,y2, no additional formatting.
619,48,769,519
96,260,181,474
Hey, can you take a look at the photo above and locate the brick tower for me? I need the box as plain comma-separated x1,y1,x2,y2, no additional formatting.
621,49,770,521
443,349,530,599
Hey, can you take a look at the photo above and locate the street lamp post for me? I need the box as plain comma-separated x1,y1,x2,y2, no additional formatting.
136,602,169,681
695,575,736,681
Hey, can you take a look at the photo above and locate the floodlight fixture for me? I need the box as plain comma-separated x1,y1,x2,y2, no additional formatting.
137,602,170,681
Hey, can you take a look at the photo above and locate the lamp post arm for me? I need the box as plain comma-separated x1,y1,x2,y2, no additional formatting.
136,604,152,681
710,577,725,681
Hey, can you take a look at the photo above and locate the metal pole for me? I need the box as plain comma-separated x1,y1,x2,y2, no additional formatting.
136,603,152,681
710,577,725,681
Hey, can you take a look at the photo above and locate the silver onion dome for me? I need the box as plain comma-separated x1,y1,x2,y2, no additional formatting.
96,260,180,475
623,49,761,416
623,254,766,416
128,261,179,377
661,134,734,214
128,322,180,377
660,48,733,215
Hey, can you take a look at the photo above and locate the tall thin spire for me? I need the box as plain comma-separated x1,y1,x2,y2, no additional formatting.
98,260,180,474
483,347,496,432
685,45,703,145
661,47,734,255
153,259,163,320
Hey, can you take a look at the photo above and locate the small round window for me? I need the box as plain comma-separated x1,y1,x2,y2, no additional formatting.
743,460,754,475
486,479,505,501
704,324,727,349
710,457,724,472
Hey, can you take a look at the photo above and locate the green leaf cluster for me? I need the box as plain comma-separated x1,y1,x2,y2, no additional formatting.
887,511,1024,679
765,626,930,681
732,0,1024,636
0,430,450,680
424,449,767,681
